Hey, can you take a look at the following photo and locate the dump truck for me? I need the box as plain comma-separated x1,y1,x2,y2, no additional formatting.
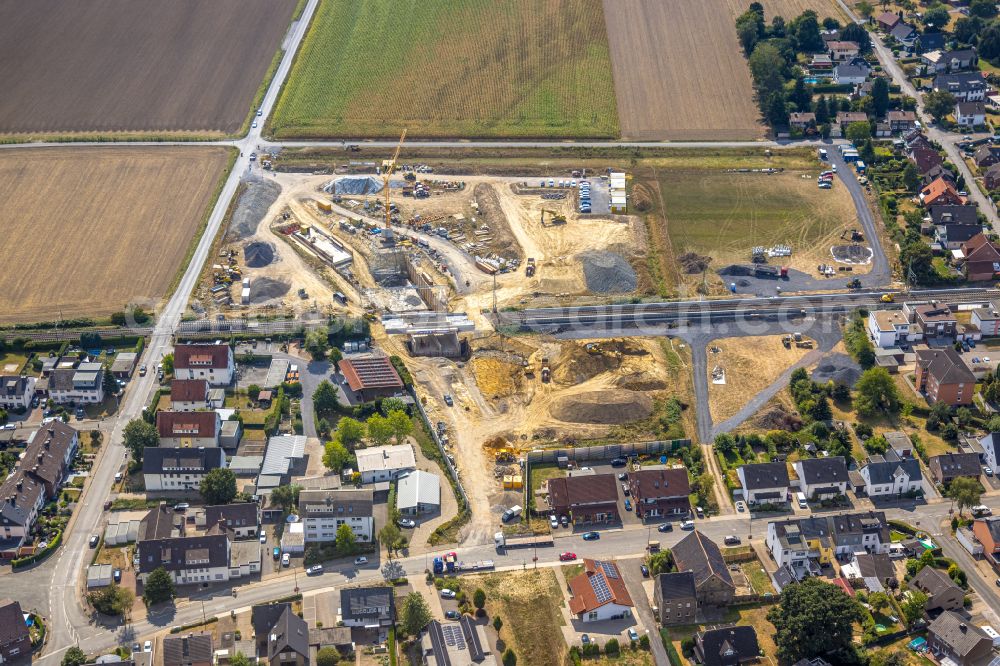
525,258,536,277
540,357,550,383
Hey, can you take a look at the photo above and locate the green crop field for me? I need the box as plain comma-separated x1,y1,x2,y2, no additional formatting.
269,0,619,139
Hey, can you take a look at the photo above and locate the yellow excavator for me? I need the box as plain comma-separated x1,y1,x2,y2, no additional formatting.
540,208,567,226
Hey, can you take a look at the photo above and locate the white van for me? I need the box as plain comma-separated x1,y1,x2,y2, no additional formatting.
502,505,523,522
796,492,807,509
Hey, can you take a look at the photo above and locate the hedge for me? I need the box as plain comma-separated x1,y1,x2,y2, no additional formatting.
12,529,62,569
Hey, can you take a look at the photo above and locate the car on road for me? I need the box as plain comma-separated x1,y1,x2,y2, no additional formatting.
113,569,122,583
559,552,577,561
658,523,673,532
259,531,267,543
397,518,416,529
986,467,995,477
996,578,1000,587
75,408,85,420
143,641,152,653
550,514,559,528
354,556,368,566
735,501,746,512
724,535,742,545
251,121,258,129
624,498,632,511
257,109,263,117
617,472,628,481
443,394,453,406
440,589,456,599
273,547,281,560
139,365,147,376
445,610,461,620
627,628,640,642
174,503,189,511
582,532,600,541
680,520,695,530
0,424,15,431
695,506,704,518
89,535,100,548
610,457,627,467
621,483,630,496
306,565,323,576
281,553,290,567
640,564,649,577
249,152,257,161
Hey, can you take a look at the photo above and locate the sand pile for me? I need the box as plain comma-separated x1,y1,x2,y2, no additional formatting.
811,352,862,387
249,277,290,304
551,390,653,424
552,344,619,385
580,251,637,293
244,241,275,268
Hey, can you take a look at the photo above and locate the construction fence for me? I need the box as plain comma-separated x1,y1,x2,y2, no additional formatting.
524,439,692,465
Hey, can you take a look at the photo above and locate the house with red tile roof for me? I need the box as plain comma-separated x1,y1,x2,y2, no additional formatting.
920,177,966,207
173,343,234,386
547,474,619,524
567,559,634,622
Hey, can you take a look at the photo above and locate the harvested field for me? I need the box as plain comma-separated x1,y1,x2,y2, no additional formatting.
0,0,297,136
707,335,814,423
0,147,231,324
603,0,842,140
550,390,653,424
270,0,619,138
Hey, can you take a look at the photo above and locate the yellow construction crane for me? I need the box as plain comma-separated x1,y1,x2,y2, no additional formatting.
380,128,407,233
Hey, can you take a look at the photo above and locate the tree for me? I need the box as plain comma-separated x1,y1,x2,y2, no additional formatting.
88,583,134,616
791,10,824,51
493,615,503,632
123,418,157,464
62,647,87,666
902,162,921,192
922,6,950,30
842,22,871,52
766,92,789,127
846,121,871,144
323,440,352,472
749,43,786,102
335,523,356,553
900,240,935,285
814,94,830,124
378,523,404,556
143,566,175,605
980,24,1000,60
767,578,863,663
200,468,237,505
900,589,929,626
857,1,874,20
103,365,118,396
80,331,102,349
859,139,876,165
736,6,765,55
714,433,738,455
248,384,262,401
954,16,985,45
161,353,174,375
924,90,957,122
948,476,983,515
502,648,517,666
381,559,405,581
473,588,487,611
269,484,301,513
386,409,412,442
648,550,674,576
332,417,365,448
304,327,329,361
381,397,408,416
229,653,253,666
790,77,812,112
316,647,339,666
366,414,393,446
970,0,998,19
854,368,901,417
871,77,890,117
313,380,340,413
400,591,433,636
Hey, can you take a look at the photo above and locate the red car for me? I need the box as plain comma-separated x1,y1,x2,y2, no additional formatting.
559,552,577,561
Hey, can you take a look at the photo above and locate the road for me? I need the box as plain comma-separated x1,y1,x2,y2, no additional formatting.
33,1,321,662
827,148,890,287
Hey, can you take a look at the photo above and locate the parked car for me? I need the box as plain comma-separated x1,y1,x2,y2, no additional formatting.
354,556,368,566
259,531,267,543
617,472,628,481
113,569,122,583
582,532,600,541
444,610,460,620
0,424,15,431
306,565,323,576
132,643,141,654
986,467,995,477
610,457,627,467
694,506,704,518
581,634,591,645
640,564,649,577
658,523,673,532
680,520,695,530
624,498,632,511
627,628,640,642
735,501,746,512
440,589,457,599
273,547,281,560
281,553,290,567
443,394,454,406
398,518,416,529
174,503,189,511
549,515,559,528
621,483,630,496
724,535,742,545
559,552,577,561
89,535,99,548
143,641,152,653
560,515,568,527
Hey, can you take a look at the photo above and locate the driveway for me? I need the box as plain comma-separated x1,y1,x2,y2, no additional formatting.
618,556,669,665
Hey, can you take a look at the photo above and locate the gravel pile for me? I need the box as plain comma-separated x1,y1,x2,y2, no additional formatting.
580,251,637,293
227,177,281,240
811,352,862,387
249,277,290,304
244,241,275,268
323,176,382,195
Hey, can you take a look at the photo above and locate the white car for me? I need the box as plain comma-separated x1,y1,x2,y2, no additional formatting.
680,520,695,530
252,121,258,129
735,501,746,512
143,641,152,653
549,514,559,528
259,531,267,543
440,589,456,599
306,565,323,576
354,556,368,566
281,553,290,567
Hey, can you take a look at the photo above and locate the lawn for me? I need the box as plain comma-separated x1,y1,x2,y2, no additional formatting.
740,561,775,595
269,0,619,139
529,463,567,497
475,569,568,666
0,352,29,374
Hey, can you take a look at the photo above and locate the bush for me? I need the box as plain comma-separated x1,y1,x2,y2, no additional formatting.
502,648,517,666
605,638,620,656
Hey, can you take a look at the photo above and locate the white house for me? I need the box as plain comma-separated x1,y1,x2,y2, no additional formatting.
972,304,1000,337
0,375,35,411
794,457,849,500
834,60,870,85
736,462,790,505
299,488,374,543
355,444,416,484
48,363,104,404
859,450,923,497
170,379,211,411
980,432,1000,471
173,343,234,386
867,310,920,348
568,559,634,622
142,447,226,492
397,470,441,516
955,101,986,127
766,511,890,577
156,410,221,448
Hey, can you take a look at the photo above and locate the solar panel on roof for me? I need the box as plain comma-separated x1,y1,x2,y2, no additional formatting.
599,561,619,579
591,573,612,603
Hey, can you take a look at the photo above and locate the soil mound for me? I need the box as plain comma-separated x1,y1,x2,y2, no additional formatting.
244,241,275,268
552,344,619,385
811,352,862,387
550,390,653,424
249,277,289,304
615,372,667,391
678,252,712,274
227,177,281,240
580,251,637,293
752,405,804,431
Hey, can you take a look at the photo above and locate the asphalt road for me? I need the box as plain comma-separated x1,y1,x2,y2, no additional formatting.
828,148,890,287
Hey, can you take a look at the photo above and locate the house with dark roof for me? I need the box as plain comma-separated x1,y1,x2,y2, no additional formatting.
912,565,964,612
195,503,259,540
794,457,849,500
887,110,918,133
915,348,976,406
567,559,634,622
420,617,497,666
653,572,698,626
672,531,735,607
933,72,988,102
299,488,374,543
890,22,917,48
0,375,34,412
547,474,619,524
975,145,1000,169
170,379,211,412
143,447,225,492
927,610,994,665
48,363,104,405
935,222,983,250
788,112,815,130
173,343,234,386
877,11,901,32
929,452,982,485
1,473,55,556
860,449,922,497
694,626,760,666
911,143,945,176
955,101,986,127
337,356,404,402
156,410,221,448
834,60,870,86
736,462,790,505
972,516,1000,561
627,466,690,518
972,303,1000,337
917,31,946,53
262,605,309,666
911,304,958,338
984,163,1000,191
766,511,889,575
163,633,213,666
340,586,394,628
0,599,31,663
844,552,898,593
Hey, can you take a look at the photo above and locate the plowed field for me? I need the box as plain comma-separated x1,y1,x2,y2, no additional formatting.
0,0,297,135
0,147,232,324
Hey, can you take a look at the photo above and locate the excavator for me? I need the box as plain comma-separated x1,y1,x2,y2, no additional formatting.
379,129,407,242
540,208,567,226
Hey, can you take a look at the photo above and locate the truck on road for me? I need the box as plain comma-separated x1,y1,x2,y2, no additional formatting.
494,532,554,551
432,552,496,574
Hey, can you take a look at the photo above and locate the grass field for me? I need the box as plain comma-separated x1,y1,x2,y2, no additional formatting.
0,0,296,136
0,147,231,324
270,0,619,139
476,569,568,666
